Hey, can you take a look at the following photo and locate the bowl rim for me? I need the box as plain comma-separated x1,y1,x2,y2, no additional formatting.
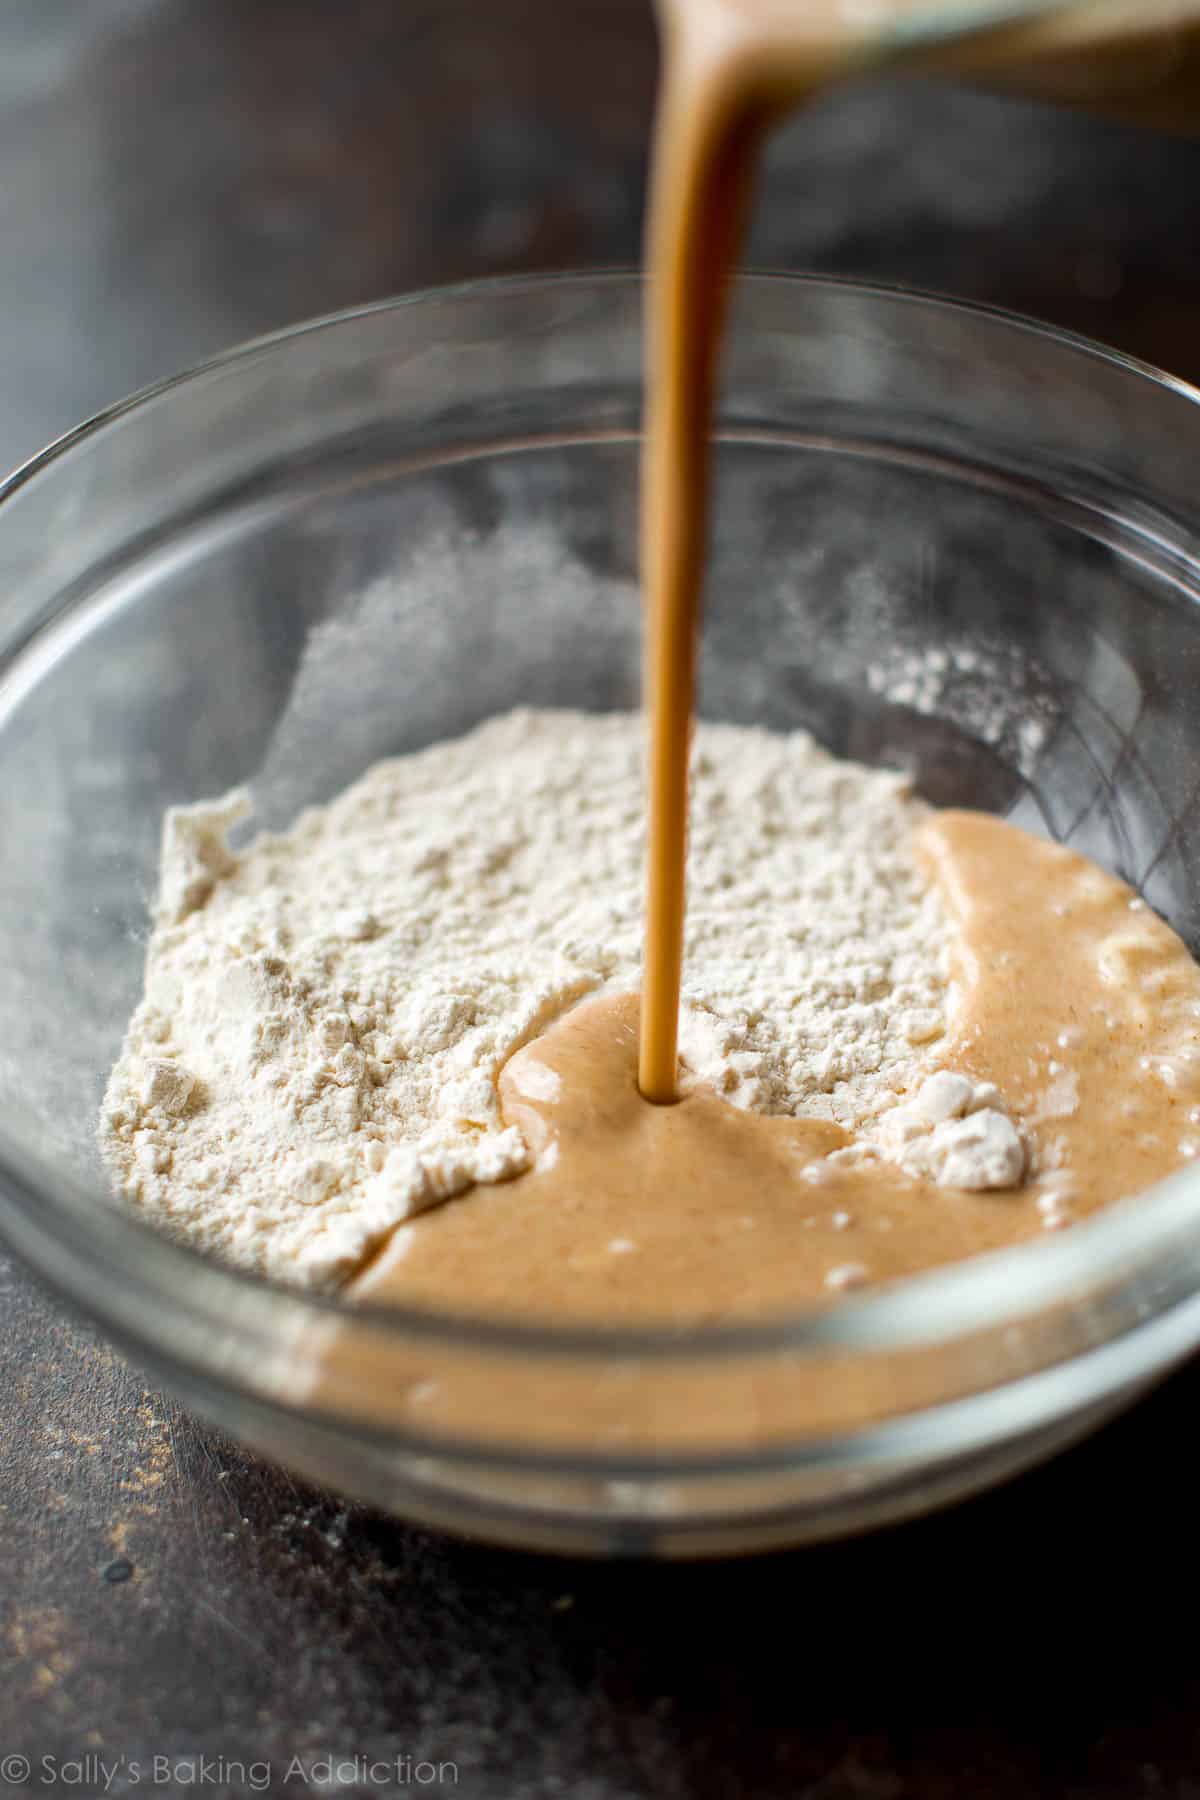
7,264,1200,514
3,266,1200,1371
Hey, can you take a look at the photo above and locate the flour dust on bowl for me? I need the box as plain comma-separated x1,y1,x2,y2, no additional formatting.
3,274,1200,1554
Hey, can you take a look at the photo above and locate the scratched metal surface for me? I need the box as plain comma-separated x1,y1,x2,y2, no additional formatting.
4,3,1200,1796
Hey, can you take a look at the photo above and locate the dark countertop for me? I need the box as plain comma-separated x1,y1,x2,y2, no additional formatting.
4,5,1200,1795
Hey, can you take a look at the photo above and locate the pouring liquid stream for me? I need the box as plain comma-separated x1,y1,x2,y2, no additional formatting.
319,0,1200,1356
637,0,1200,1102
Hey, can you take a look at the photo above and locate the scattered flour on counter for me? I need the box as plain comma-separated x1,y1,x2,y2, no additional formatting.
99,708,1017,1291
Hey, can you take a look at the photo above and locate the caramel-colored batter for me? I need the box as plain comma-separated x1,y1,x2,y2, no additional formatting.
331,2,1200,1351
638,0,1200,1105
349,813,1200,1323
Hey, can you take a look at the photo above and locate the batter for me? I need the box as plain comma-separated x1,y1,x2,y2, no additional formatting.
349,0,1200,1320
351,813,1200,1321
101,0,1200,1349
638,0,1200,1103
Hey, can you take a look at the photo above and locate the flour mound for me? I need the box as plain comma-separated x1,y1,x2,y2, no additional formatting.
100,709,956,1289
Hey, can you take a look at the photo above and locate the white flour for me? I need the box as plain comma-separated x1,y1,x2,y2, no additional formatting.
99,709,1013,1291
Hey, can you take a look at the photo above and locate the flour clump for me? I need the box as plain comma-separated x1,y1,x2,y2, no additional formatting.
100,709,990,1290
872,1070,1027,1190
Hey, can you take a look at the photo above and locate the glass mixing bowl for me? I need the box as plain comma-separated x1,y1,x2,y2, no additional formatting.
2,271,1200,1556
